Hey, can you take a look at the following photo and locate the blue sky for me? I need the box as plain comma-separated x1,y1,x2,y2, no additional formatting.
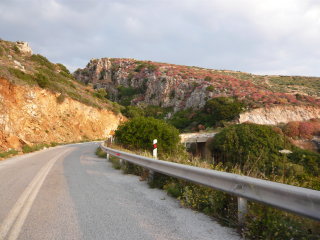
1,0,320,76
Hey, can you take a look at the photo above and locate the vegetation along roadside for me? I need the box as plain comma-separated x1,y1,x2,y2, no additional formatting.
97,117,320,240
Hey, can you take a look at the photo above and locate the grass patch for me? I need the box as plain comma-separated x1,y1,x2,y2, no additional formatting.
95,147,107,158
109,156,122,169
22,143,50,153
0,149,19,159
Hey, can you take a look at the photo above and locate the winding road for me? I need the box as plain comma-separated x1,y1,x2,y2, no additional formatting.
0,142,240,240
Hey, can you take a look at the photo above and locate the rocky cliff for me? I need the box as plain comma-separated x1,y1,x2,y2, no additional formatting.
0,78,123,150
239,106,320,125
74,58,320,125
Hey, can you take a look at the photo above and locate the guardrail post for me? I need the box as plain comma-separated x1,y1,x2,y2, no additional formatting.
147,139,157,184
153,139,157,159
106,153,110,161
237,197,247,224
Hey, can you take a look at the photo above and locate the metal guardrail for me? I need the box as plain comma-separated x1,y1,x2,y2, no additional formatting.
100,144,320,222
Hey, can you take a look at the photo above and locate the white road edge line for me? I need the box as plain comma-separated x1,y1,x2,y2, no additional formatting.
0,148,72,240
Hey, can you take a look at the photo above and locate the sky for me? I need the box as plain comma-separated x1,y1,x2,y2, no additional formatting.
0,0,320,76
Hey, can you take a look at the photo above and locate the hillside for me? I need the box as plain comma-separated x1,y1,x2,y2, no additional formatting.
0,40,124,152
74,58,320,125
74,58,320,108
0,40,124,112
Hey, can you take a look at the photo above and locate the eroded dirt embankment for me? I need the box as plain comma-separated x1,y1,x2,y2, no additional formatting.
0,78,124,150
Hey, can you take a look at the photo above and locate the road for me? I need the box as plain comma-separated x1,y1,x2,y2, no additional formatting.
0,142,240,240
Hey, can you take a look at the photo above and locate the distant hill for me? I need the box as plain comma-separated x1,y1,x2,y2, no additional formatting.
74,58,320,109
74,58,320,125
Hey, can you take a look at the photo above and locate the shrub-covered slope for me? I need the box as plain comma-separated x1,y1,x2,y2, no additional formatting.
0,40,121,112
74,58,320,111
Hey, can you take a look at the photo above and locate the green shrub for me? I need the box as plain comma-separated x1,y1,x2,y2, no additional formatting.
30,54,54,70
122,161,145,175
178,182,237,222
205,97,245,125
206,85,214,92
35,73,49,88
117,85,140,106
50,142,59,147
8,68,35,84
244,203,320,239
13,45,20,53
169,98,245,130
168,109,194,130
111,102,123,114
121,106,145,118
117,85,139,97
59,70,74,79
144,106,173,119
99,69,107,80
192,82,200,88
56,63,70,74
93,88,108,99
210,123,320,189
134,62,158,72
163,181,183,198
109,155,122,169
204,76,212,81
56,94,66,104
0,46,3,56
120,105,173,119
95,147,107,158
288,149,320,176
115,117,181,155
211,123,292,175
22,144,47,153
169,90,175,99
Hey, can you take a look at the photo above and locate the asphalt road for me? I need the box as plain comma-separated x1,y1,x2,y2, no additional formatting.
0,142,240,240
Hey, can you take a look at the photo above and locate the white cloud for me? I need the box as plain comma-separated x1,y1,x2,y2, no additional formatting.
0,0,320,76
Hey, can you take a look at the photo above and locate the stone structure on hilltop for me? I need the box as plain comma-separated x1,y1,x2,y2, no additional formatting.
16,41,33,55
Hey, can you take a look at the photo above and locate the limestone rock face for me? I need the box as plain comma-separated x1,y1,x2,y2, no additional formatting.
239,106,320,125
74,58,320,125
74,58,217,111
0,78,122,151
16,41,33,55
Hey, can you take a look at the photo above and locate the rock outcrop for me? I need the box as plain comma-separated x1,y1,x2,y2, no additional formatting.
74,58,212,111
16,41,32,55
74,58,320,125
239,106,320,125
0,78,123,151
